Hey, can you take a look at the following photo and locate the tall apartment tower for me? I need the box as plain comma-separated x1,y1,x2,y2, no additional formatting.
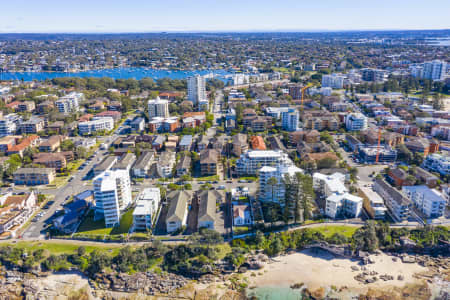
423,60,447,81
187,75,207,105
93,169,132,227
147,97,169,119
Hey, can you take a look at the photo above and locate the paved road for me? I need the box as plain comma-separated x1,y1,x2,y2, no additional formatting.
22,137,113,239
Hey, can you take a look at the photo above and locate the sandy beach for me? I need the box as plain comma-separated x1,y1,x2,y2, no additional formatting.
247,248,429,292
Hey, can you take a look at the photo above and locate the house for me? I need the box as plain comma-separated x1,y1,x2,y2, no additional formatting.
95,110,122,123
199,149,219,176
179,135,193,151
197,190,224,230
47,121,64,134
0,192,36,234
53,198,91,233
132,151,155,178
0,136,18,152
166,191,191,233
7,135,40,157
304,152,339,167
250,135,266,150
233,205,252,226
413,167,439,188
152,135,165,151
13,168,56,186
130,117,145,132
176,153,191,177
388,168,414,187
39,135,66,152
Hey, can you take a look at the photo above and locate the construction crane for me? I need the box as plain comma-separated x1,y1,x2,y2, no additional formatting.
300,83,313,113
375,127,382,163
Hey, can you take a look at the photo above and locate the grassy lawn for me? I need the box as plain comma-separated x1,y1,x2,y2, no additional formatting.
233,226,250,235
309,225,358,239
194,175,219,181
67,160,84,173
0,240,121,256
238,176,258,182
77,210,112,235
76,208,134,236
51,175,69,188
111,208,134,235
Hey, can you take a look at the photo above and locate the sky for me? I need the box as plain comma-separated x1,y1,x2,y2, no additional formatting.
0,0,449,33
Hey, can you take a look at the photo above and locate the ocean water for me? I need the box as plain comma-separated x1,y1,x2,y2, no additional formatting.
246,286,303,300
0,67,232,81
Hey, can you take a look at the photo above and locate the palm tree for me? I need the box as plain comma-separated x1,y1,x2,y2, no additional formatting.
267,177,278,228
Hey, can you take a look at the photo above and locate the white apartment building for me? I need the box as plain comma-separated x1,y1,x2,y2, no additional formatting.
55,92,83,113
187,75,207,105
132,188,160,231
94,169,132,227
313,172,348,198
402,186,446,218
325,192,363,219
156,151,176,178
230,73,250,85
281,108,299,131
0,113,22,136
147,97,169,119
236,150,293,175
259,164,303,203
422,60,447,81
422,153,450,176
78,117,114,135
322,74,345,89
345,113,368,131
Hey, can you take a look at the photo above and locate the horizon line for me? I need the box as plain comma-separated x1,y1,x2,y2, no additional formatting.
0,28,450,35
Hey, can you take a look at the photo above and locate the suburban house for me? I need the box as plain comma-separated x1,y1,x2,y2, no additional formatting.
233,204,253,227
197,190,224,230
53,198,91,233
0,192,36,235
166,191,191,233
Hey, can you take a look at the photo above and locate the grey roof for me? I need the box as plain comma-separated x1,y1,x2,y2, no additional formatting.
166,191,191,222
176,154,191,170
94,156,118,173
14,168,54,175
200,149,219,164
131,117,144,125
133,151,155,169
152,135,165,145
113,153,136,170
198,190,223,223
374,178,410,206
179,135,193,146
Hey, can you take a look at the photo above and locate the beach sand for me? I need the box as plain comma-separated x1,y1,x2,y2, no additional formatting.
247,248,429,292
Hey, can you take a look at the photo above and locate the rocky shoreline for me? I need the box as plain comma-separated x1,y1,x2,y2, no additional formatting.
0,250,448,299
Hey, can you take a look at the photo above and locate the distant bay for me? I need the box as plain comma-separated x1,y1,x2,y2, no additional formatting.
0,67,233,81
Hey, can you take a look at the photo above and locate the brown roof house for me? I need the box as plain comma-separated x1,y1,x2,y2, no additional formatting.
166,191,192,233
197,190,224,230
